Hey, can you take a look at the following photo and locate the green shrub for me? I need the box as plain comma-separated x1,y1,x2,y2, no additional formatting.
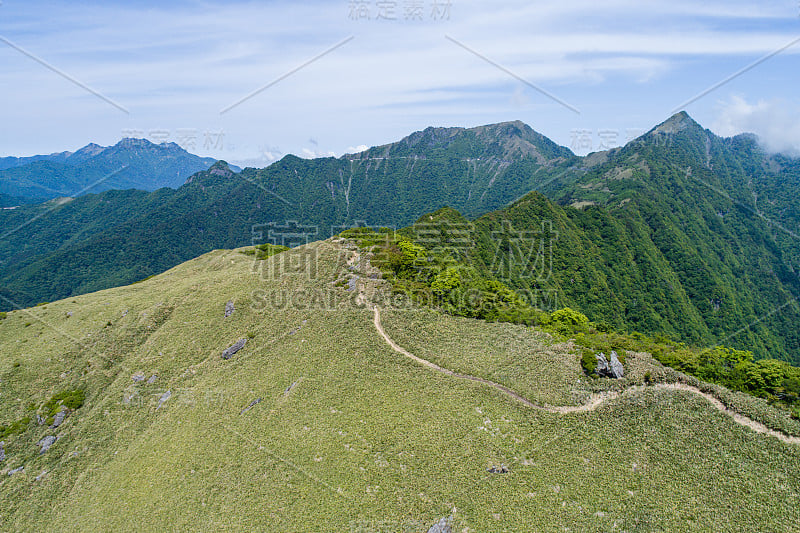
581,349,597,375
548,307,590,335
594,321,612,333
247,243,290,260
431,267,461,298
43,389,86,416
0,417,31,438
0,311,7,320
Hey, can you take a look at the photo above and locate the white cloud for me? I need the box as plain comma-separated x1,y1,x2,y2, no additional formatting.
346,145,369,154
713,96,800,156
301,148,336,159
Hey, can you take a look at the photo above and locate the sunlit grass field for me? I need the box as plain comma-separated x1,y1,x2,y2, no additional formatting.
1,240,798,531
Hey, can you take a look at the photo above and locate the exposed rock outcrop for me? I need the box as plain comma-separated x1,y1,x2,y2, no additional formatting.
609,351,625,378
427,516,453,533
239,398,262,415
38,435,57,454
157,390,172,410
596,351,624,378
222,339,247,360
50,407,68,428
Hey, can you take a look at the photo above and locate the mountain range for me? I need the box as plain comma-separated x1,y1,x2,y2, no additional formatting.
0,138,236,206
1,113,799,365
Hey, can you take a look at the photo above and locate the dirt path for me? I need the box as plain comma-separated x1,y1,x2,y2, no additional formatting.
373,306,800,445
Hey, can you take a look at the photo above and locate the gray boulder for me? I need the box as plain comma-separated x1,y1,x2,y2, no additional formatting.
38,435,57,455
596,353,610,375
608,350,625,378
427,517,452,533
225,300,235,318
147,374,158,384
595,351,624,379
0,441,5,462
8,466,23,476
222,339,247,360
157,390,172,410
239,398,262,415
50,408,68,428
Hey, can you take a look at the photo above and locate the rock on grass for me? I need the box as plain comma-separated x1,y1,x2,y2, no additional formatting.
222,339,247,360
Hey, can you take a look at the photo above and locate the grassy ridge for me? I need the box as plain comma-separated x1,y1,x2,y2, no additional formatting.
0,241,799,531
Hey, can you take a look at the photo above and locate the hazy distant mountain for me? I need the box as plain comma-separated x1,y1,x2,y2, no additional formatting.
0,139,240,204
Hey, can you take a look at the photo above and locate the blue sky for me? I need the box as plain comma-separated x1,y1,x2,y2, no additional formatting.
1,0,799,165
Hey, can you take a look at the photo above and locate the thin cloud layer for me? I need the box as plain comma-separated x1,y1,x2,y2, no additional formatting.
714,96,800,156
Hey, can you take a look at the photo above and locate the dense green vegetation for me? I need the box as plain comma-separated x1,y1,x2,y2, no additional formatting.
0,122,576,310
41,389,86,416
239,242,290,260
0,417,30,439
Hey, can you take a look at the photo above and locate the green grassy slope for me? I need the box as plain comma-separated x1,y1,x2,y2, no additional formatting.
1,241,799,531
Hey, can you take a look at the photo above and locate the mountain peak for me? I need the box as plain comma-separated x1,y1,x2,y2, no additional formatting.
650,111,702,135
183,160,235,185
115,137,157,149
356,119,572,163
473,119,531,131
209,160,233,173
71,142,107,159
